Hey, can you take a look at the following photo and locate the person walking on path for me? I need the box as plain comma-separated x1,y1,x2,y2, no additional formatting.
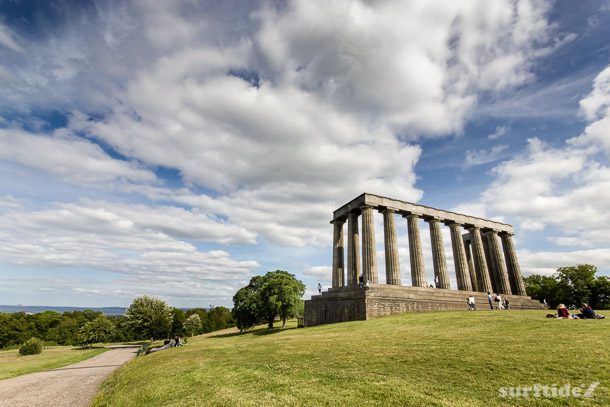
487,292,493,310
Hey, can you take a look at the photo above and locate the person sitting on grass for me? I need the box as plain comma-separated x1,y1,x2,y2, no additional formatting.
173,336,183,347
556,304,574,319
576,303,606,319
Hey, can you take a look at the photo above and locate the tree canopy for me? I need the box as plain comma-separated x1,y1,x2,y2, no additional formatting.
232,270,305,331
524,264,610,309
125,296,174,340
78,315,115,347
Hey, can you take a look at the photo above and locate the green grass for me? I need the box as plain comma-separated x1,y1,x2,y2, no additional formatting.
0,346,107,380
93,311,609,406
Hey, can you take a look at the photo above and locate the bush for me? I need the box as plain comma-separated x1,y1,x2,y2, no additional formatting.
19,337,43,355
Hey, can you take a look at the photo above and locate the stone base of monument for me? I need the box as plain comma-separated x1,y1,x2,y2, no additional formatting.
304,284,546,327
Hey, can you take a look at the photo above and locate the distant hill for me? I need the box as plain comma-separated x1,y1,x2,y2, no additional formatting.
0,305,126,315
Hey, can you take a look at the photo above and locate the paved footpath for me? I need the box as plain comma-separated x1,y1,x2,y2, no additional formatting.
0,346,138,407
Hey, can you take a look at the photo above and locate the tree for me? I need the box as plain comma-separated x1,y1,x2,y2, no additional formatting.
525,264,610,309
524,274,559,307
125,296,174,340
170,308,186,337
232,270,305,330
232,277,263,331
78,315,115,347
183,314,202,337
556,265,597,306
591,276,610,309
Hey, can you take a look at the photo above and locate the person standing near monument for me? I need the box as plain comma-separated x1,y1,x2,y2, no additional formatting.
487,292,493,310
318,282,322,294
468,296,476,311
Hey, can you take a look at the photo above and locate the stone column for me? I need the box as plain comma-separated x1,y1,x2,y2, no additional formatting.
464,239,478,291
487,230,512,294
405,213,426,287
500,232,527,296
468,227,493,293
361,205,378,284
382,208,401,285
426,218,450,289
347,212,361,286
448,223,472,291
331,219,345,288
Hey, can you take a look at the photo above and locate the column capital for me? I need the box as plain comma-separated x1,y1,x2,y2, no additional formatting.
330,217,346,225
424,216,443,224
498,231,514,237
347,210,361,219
402,212,422,219
378,206,396,214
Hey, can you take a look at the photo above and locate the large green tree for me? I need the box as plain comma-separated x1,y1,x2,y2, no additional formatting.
125,296,174,340
232,270,305,330
78,315,115,347
525,264,610,309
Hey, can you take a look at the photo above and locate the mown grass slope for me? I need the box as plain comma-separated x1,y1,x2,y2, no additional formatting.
0,346,106,380
94,311,609,407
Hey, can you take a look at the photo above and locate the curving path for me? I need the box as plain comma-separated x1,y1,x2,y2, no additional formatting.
0,346,138,407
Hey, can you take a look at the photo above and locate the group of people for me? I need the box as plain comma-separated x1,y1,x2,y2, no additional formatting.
147,336,184,354
552,303,605,319
467,292,510,311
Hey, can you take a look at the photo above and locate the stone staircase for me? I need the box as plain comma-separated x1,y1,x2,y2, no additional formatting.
304,284,546,327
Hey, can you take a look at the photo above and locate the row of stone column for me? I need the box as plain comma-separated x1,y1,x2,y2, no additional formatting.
331,207,527,296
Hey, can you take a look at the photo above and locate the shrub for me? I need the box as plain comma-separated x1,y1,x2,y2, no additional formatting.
19,337,43,355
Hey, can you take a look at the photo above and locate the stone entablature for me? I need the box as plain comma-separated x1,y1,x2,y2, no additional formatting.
330,193,527,296
333,193,513,233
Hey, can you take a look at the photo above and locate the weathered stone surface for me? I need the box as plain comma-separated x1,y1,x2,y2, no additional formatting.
405,214,426,287
304,285,545,327
382,208,401,285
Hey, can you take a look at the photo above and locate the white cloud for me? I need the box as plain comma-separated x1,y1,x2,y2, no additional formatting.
464,145,509,167
457,63,610,275
0,199,258,278
256,0,557,137
0,127,156,185
488,125,508,140
0,22,24,53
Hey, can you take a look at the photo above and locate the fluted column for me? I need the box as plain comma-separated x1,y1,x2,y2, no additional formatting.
331,219,345,288
448,223,472,291
361,205,378,284
468,227,493,293
426,218,450,289
347,212,361,286
382,208,401,285
464,239,478,291
405,213,426,287
500,232,527,296
487,230,511,294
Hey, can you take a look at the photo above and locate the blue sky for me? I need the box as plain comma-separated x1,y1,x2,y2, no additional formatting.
1,0,610,308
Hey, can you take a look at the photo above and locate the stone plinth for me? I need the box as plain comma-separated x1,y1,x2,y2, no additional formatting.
304,285,546,327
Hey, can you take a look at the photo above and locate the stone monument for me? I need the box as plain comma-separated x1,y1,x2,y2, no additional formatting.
304,193,545,326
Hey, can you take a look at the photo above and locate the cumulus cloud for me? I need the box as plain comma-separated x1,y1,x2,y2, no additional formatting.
256,0,557,137
0,199,259,304
0,127,156,185
0,0,579,305
458,63,610,274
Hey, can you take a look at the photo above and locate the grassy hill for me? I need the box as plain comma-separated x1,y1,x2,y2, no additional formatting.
0,346,106,380
93,311,609,406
